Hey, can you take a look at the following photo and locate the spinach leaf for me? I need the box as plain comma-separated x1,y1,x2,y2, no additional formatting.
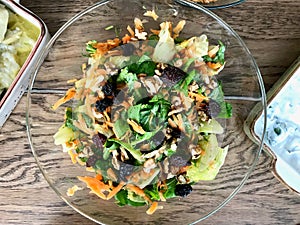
182,70,197,92
107,138,144,164
175,69,198,95
144,183,160,201
115,189,147,207
127,104,141,122
131,129,161,146
163,178,177,199
85,40,97,56
127,56,156,76
138,96,171,131
65,107,78,131
113,118,130,139
94,158,112,180
115,189,128,206
103,141,119,160
127,199,147,206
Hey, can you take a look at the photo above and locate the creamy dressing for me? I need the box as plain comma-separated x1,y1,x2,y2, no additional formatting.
255,68,300,173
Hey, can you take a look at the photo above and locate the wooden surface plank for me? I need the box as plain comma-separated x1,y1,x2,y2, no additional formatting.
1,0,300,224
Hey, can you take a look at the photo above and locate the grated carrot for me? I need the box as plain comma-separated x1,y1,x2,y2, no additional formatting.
51,87,76,110
122,34,132,44
95,173,103,181
106,182,125,200
188,92,208,103
146,202,161,215
207,62,222,70
173,20,186,38
67,185,82,197
68,150,78,164
126,184,151,203
78,176,110,200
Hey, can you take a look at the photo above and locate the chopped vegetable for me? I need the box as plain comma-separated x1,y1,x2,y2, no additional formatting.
153,22,176,63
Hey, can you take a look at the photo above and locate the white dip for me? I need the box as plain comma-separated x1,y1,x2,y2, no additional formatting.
255,67,300,173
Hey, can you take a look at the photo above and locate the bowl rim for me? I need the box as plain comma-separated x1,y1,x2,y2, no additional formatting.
201,0,246,9
26,0,267,224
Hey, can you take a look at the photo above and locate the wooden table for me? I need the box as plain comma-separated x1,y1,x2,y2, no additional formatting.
1,0,299,224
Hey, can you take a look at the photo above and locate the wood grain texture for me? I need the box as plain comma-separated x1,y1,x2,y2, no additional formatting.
1,0,300,224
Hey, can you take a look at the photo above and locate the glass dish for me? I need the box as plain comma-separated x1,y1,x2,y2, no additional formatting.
198,0,245,9
26,0,267,224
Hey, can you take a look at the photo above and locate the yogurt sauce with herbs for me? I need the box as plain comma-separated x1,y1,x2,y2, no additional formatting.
255,68,300,172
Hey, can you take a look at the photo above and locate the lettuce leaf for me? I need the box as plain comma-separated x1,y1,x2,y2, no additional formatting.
187,145,228,182
153,22,176,63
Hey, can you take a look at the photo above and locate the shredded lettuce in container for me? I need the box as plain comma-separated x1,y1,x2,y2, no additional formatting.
52,11,232,215
0,4,38,99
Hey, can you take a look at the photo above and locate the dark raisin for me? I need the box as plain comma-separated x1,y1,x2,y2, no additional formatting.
207,99,221,118
92,133,107,150
197,101,211,119
95,98,113,112
86,155,100,167
169,154,191,167
102,82,114,96
170,128,182,139
121,43,136,56
151,131,165,149
161,65,186,87
119,162,134,181
175,183,193,197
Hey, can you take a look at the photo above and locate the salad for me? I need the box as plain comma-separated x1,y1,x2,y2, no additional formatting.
53,12,232,215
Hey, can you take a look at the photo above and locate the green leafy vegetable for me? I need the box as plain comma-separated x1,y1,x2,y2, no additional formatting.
117,67,138,91
65,107,78,131
198,118,224,134
187,145,228,182
131,129,161,146
153,22,176,63
53,125,76,146
86,40,97,56
106,138,144,164
115,189,147,207
144,183,160,201
138,95,171,131
127,55,157,76
103,141,119,160
115,189,128,206
202,41,226,65
163,178,177,199
113,118,130,139
175,69,197,94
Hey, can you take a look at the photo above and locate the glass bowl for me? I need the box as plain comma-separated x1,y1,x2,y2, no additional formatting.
26,0,266,224
198,0,245,9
